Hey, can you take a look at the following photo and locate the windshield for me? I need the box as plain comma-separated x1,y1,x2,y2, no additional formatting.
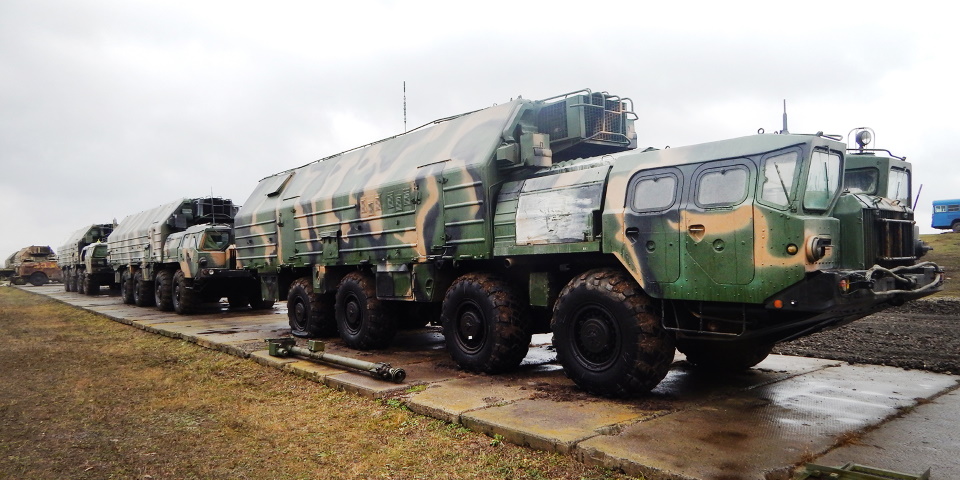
803,150,842,211
200,231,231,251
843,168,878,195
887,168,910,206
760,151,799,207
93,244,108,258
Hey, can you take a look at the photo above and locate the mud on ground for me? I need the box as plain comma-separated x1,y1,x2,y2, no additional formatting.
774,296,960,375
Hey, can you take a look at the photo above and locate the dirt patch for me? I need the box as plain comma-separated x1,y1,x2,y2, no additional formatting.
774,296,960,375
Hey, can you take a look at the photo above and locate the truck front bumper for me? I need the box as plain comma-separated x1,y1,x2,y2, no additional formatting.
762,261,943,340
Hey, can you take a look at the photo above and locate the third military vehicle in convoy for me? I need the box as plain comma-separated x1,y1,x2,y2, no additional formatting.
58,223,116,294
108,197,269,314
234,89,941,396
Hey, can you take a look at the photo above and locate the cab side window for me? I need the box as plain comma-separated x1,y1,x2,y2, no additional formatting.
632,173,679,212
696,166,749,207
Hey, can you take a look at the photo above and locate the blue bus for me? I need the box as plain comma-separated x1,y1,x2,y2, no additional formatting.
932,199,960,232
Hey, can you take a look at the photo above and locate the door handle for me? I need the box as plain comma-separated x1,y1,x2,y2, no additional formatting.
625,227,639,243
688,224,705,241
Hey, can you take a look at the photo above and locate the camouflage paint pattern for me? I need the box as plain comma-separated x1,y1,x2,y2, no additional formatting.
57,224,114,268
163,223,234,279
237,88,939,345
108,197,236,275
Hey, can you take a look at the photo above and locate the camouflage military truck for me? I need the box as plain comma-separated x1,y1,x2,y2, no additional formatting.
58,223,115,294
3,245,63,286
235,89,942,396
108,197,268,314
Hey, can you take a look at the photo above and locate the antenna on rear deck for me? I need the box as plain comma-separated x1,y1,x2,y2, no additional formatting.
403,81,407,132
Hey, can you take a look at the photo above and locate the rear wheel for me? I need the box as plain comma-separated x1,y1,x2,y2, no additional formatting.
952,221,960,233
120,270,135,304
63,271,71,292
440,272,531,373
335,272,396,349
133,270,155,307
28,272,48,286
677,340,773,371
287,277,336,337
553,268,675,397
172,270,199,315
154,270,173,311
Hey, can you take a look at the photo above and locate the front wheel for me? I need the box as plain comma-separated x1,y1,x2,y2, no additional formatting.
287,277,336,337
77,273,87,294
172,270,199,315
83,274,98,296
441,272,531,374
552,268,675,397
335,272,396,349
28,272,48,286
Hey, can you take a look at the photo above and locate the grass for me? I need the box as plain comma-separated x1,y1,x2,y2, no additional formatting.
0,287,629,480
919,233,960,297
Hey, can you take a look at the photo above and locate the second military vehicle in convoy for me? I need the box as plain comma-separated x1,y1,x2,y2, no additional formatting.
108,197,271,314
233,89,941,396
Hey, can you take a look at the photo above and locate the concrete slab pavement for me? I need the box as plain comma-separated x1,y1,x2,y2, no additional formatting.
19,284,960,479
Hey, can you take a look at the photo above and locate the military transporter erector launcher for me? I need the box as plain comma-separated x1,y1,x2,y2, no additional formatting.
58,223,116,294
234,89,942,396
107,197,271,315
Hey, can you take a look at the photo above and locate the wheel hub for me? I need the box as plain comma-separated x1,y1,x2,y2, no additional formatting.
579,316,613,354
344,297,362,330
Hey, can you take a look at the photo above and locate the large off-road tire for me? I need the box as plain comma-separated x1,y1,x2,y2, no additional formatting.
63,271,71,292
77,273,87,294
440,272,531,374
335,272,396,349
120,270,135,304
677,340,773,371
287,277,336,338
28,272,48,286
172,270,200,315
83,274,98,296
154,270,174,311
552,268,675,397
133,270,155,307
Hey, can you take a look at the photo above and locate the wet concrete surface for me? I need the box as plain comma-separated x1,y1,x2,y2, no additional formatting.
21,284,960,479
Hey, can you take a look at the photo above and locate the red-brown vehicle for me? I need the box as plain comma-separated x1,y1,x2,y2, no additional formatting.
2,245,63,286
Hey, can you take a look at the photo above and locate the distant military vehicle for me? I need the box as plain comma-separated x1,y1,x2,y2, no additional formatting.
108,197,269,314
231,89,941,396
58,223,115,294
2,245,63,286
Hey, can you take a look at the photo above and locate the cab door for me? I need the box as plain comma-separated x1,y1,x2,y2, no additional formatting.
681,160,755,286
623,168,683,288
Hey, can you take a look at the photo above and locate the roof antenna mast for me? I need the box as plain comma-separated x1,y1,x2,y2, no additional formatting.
403,81,407,132
781,99,789,134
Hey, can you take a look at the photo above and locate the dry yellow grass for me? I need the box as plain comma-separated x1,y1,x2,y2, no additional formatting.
0,287,627,480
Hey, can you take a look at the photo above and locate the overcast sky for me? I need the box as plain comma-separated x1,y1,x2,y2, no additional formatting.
2,1,958,260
